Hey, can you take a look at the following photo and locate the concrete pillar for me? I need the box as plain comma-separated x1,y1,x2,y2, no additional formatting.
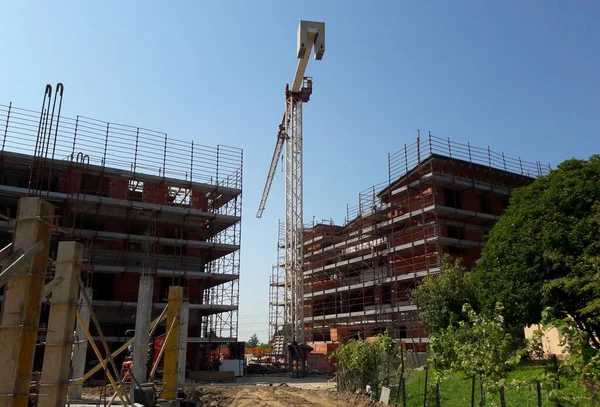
0,198,54,407
68,287,93,400
131,275,154,398
163,286,183,400
177,302,190,388
40,241,84,407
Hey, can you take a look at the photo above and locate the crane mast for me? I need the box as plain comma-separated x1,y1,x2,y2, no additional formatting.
257,21,325,348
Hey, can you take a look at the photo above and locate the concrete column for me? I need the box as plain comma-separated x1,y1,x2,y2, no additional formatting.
130,275,154,398
163,286,183,400
0,198,54,407
177,302,190,388
68,287,93,400
40,241,84,407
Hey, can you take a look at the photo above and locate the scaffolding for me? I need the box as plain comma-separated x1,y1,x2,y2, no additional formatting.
268,220,286,347
0,98,243,364
301,132,550,350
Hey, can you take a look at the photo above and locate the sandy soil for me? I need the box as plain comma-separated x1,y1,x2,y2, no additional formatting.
80,375,382,407
184,386,383,407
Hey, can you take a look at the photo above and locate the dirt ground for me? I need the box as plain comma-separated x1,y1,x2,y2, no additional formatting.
80,376,383,407
184,385,383,407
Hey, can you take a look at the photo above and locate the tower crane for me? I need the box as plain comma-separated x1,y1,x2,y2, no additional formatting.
257,21,325,347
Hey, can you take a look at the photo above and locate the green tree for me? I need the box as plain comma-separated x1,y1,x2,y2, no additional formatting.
246,333,260,348
410,255,478,336
530,309,600,406
476,156,600,348
430,303,523,406
331,332,406,396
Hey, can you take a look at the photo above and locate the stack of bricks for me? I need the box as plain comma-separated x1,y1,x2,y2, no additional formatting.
107,177,129,200
143,182,168,205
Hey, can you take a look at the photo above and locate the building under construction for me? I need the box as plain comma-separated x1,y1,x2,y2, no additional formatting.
0,100,243,372
269,134,549,359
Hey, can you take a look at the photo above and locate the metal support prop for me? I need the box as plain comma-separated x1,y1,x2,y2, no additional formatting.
39,241,84,407
0,198,54,407
163,286,183,400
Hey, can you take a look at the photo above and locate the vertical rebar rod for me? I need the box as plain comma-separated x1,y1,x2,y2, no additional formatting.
102,123,109,167
216,145,220,186
519,157,524,175
468,142,472,162
70,116,79,161
447,137,451,158
163,133,167,178
133,128,139,175
1,102,11,153
428,131,432,155
417,130,421,164
502,152,507,171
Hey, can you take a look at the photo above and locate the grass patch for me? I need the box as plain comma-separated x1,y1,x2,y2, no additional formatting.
388,361,582,407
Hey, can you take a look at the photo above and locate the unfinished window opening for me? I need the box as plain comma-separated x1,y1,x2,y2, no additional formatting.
128,179,144,201
447,225,466,240
443,187,462,209
168,186,191,205
480,193,492,214
92,274,116,301
448,246,467,255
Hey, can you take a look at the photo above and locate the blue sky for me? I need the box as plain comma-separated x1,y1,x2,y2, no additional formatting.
1,1,598,343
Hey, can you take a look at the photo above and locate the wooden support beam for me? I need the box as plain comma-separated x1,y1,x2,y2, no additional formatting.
0,198,54,407
76,313,128,407
0,240,43,278
75,275,132,406
0,243,12,262
42,276,63,297
163,286,183,400
73,306,168,384
149,317,178,380
39,242,84,407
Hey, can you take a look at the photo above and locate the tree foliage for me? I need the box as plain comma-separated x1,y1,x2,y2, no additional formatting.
529,309,600,406
430,303,523,405
411,255,478,336
476,156,600,347
246,333,260,348
331,332,406,396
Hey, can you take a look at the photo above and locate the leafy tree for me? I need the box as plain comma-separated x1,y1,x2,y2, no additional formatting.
246,333,260,348
430,303,523,406
529,309,600,406
331,332,406,396
410,255,478,336
476,156,600,348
